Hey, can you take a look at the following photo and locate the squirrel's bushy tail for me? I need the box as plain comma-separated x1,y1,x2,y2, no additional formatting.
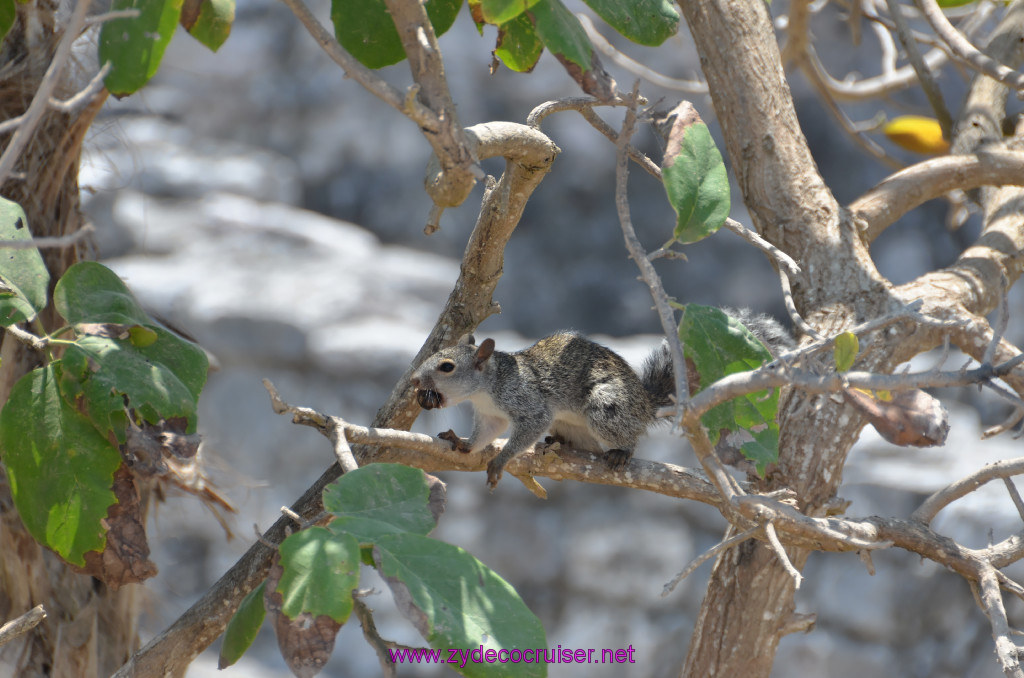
641,341,676,410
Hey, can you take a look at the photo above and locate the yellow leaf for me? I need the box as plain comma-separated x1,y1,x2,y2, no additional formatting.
883,116,949,155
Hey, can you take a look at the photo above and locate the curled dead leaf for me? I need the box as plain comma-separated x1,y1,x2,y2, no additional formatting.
842,387,949,447
72,465,158,587
265,557,341,678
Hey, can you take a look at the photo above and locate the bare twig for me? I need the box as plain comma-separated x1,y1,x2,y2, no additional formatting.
612,93,745,503
0,0,93,188
803,0,995,103
527,96,632,127
661,527,760,596
352,598,398,678
722,218,801,278
327,419,359,474
798,48,899,166
806,41,950,101
870,14,899,75
996,570,1024,603
278,0,439,133
779,613,817,636
884,0,953,135
0,605,46,647
1003,478,1024,524
978,566,1024,678
579,14,708,93
0,223,95,250
985,408,1024,439
765,521,804,589
913,458,1024,524
859,548,877,575
612,89,690,412
780,268,825,341
4,325,48,352
84,9,141,24
0,65,111,136
47,64,111,114
527,97,661,180
915,0,1024,92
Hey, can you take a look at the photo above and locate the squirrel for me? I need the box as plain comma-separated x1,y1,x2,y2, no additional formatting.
410,312,795,488
410,331,675,488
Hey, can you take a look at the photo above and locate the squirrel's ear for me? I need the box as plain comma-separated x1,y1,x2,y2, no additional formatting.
458,333,476,346
474,338,495,369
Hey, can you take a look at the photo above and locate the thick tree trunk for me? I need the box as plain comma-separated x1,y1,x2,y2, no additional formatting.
0,5,132,676
673,0,914,674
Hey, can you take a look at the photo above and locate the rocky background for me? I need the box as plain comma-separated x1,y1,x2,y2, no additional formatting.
76,0,1024,676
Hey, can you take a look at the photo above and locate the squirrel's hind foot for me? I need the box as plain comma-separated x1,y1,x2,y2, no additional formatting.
605,448,633,470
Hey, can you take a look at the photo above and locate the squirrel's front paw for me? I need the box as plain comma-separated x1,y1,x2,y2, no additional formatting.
485,459,504,489
438,429,472,454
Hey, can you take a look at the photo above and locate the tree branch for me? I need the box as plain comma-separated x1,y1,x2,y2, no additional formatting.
851,150,1024,241
978,565,1024,678
613,90,691,414
912,458,1024,524
885,0,953,134
579,14,708,93
384,0,483,218
0,0,93,189
0,605,46,647
278,0,439,131
915,0,1024,92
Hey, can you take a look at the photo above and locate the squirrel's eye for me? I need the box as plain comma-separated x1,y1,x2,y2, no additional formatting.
438,361,456,373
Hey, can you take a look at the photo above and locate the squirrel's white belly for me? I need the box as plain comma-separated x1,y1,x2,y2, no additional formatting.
468,391,511,422
549,410,605,451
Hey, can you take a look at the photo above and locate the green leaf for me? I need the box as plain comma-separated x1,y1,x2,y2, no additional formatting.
324,464,439,543
218,581,266,669
741,428,778,477
180,0,233,51
679,305,779,472
661,105,730,244
98,0,184,96
0,198,49,326
494,13,543,72
59,327,208,441
276,527,360,622
53,261,150,326
479,0,541,24
529,0,590,69
936,0,976,6
0,364,121,566
0,0,15,42
530,0,614,99
52,262,207,441
374,533,546,677
833,331,859,372
581,0,678,46
332,0,463,69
